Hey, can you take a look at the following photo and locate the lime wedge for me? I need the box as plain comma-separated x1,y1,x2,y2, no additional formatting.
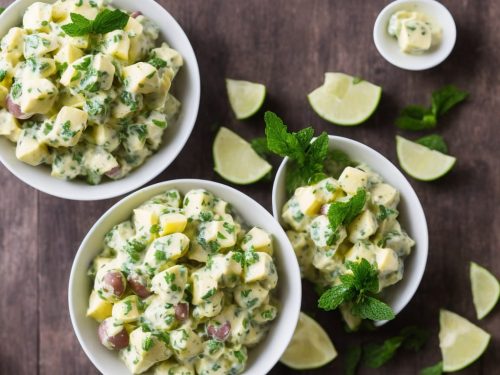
470,262,499,320
396,135,456,181
213,127,272,184
307,72,382,126
226,79,266,119
439,309,491,372
280,312,337,370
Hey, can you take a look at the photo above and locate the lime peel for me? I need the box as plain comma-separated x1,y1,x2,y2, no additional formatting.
226,79,266,120
470,262,500,320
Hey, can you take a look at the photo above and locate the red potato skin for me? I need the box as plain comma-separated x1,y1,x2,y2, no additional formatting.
175,302,189,322
206,321,231,342
103,271,126,298
98,319,129,350
6,97,33,120
105,166,122,179
131,11,142,18
128,273,152,299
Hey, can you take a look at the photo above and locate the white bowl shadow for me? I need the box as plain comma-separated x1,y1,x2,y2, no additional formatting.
0,0,200,200
69,179,302,375
373,0,456,71
272,135,428,327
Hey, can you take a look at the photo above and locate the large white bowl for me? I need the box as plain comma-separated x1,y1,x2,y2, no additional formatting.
0,0,200,200
69,179,302,375
373,0,456,71
272,135,428,325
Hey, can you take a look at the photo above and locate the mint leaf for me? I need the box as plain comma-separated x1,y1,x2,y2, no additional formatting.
62,9,129,37
92,9,129,34
420,362,443,375
353,296,395,321
324,149,355,179
346,259,379,293
344,345,362,375
344,189,367,223
0,7,5,15
431,85,468,117
396,86,468,130
362,336,404,368
327,188,367,232
264,111,329,194
318,284,353,311
415,134,448,154
250,137,271,158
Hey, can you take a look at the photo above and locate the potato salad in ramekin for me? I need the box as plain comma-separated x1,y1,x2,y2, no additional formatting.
0,0,183,184
86,187,279,374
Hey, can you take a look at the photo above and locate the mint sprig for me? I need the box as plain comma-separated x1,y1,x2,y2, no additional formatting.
264,111,328,195
420,361,443,375
415,134,448,154
396,85,468,131
62,9,129,37
318,259,395,321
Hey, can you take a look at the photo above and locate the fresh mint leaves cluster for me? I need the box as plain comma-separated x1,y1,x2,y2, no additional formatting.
62,9,129,37
326,188,366,245
264,111,329,195
396,85,468,131
318,258,395,321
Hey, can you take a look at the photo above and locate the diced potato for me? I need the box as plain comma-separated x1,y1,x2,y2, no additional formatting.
16,78,58,115
375,247,399,274
102,30,130,60
344,241,376,264
170,327,204,361
144,233,190,269
159,212,187,236
0,86,8,108
234,283,269,310
242,227,273,255
92,53,115,91
123,62,159,94
23,2,53,32
86,290,113,322
142,111,167,150
251,304,278,324
154,361,195,375
44,106,88,147
192,291,224,319
371,183,400,209
1,28,26,60
121,328,172,374
133,206,160,235
244,252,277,289
82,146,119,180
281,197,312,232
309,215,346,249
295,186,322,216
191,269,218,305
24,33,59,57
212,305,249,345
0,110,21,142
142,296,176,331
199,220,237,249
338,167,369,195
15,128,49,166
204,252,243,288
53,0,100,21
312,246,345,272
150,43,184,74
348,210,378,243
183,189,214,219
54,44,84,65
313,177,342,202
87,124,120,152
112,295,142,323
286,230,315,278
151,265,188,304
398,19,432,53
51,147,82,179
125,16,144,38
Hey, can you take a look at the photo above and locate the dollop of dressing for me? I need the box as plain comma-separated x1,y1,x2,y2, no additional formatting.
388,10,442,54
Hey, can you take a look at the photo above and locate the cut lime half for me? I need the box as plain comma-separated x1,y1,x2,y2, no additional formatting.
396,135,456,181
470,262,499,320
213,127,272,185
226,79,266,120
439,309,491,372
280,312,337,370
307,72,382,126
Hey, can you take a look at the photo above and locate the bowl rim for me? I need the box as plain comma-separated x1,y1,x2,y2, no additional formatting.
271,134,429,325
372,0,457,71
68,179,302,375
0,0,201,200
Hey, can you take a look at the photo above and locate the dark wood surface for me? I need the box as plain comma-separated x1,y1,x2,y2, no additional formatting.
0,0,499,374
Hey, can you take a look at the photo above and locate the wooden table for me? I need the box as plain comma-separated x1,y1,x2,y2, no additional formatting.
1,0,499,374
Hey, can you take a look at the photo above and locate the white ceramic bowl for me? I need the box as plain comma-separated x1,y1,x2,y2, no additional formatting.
69,179,302,375
373,0,456,71
0,0,200,200
272,136,428,325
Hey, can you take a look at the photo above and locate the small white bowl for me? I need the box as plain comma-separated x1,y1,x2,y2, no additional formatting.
69,179,302,375
373,0,456,71
272,136,428,325
0,0,200,200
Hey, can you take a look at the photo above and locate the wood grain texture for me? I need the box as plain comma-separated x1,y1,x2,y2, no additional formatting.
0,0,499,374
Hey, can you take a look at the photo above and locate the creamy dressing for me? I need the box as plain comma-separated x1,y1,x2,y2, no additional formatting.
86,188,279,374
0,0,183,184
282,162,414,330
388,10,442,54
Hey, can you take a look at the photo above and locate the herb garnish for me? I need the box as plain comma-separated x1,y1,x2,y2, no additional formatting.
318,258,395,321
62,9,129,37
396,85,468,131
264,111,328,195
420,361,443,375
415,134,448,153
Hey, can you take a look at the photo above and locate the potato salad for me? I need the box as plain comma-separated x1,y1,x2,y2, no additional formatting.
86,188,279,374
283,163,414,329
0,0,183,184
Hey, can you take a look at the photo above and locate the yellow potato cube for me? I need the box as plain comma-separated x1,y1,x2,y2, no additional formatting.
92,53,115,90
1,27,26,59
344,241,376,264
0,109,21,142
112,295,142,323
24,33,59,57
398,19,432,53
102,30,130,60
18,78,58,115
295,186,322,216
159,212,187,235
151,265,188,304
44,106,88,147
87,124,119,152
348,210,378,243
23,2,53,32
0,86,8,108
191,270,218,305
86,290,113,322
123,62,159,94
170,327,204,361
15,129,49,166
244,252,277,289
242,227,273,255
371,183,400,209
338,167,369,195
54,44,84,65
144,233,190,269
154,362,194,375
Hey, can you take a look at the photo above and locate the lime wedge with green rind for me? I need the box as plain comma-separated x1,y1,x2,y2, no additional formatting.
226,79,266,120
